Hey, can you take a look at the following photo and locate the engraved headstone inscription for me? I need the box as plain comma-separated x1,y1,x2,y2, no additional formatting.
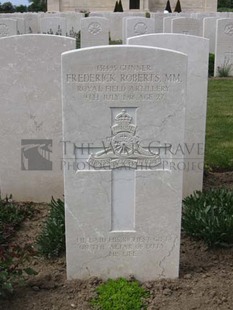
62,46,187,281
172,17,203,36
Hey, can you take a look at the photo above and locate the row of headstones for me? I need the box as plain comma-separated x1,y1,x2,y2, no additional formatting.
1,12,232,76
82,15,232,77
0,12,85,36
0,32,209,280
0,11,232,40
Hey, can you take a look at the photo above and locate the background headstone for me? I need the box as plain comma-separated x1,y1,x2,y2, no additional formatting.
163,16,174,33
24,13,40,33
14,17,26,35
203,17,218,54
214,18,233,76
123,17,154,43
61,12,84,37
0,18,17,37
127,34,209,197
172,17,203,36
80,16,109,48
0,34,76,202
40,17,67,35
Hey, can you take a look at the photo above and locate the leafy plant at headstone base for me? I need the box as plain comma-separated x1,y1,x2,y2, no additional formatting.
36,197,65,258
217,59,233,77
182,188,233,247
174,0,182,12
76,31,81,49
165,0,172,13
0,195,37,298
208,53,215,77
145,11,150,18
0,243,37,298
110,39,123,45
91,277,149,310
0,195,34,244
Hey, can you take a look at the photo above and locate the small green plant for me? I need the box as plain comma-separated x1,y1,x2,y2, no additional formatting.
145,11,150,18
36,197,65,258
110,39,123,45
0,243,37,298
91,277,149,310
0,195,34,244
208,53,215,77
182,188,233,247
0,195,36,298
217,59,232,77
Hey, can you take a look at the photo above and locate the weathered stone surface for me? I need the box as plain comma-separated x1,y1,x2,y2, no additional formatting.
62,45,187,281
0,18,17,37
81,16,109,47
0,35,76,202
123,16,154,43
40,16,67,35
214,18,233,76
203,17,218,53
127,34,209,197
172,17,203,36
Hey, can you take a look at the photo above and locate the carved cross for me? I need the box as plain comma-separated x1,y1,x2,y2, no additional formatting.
74,108,171,232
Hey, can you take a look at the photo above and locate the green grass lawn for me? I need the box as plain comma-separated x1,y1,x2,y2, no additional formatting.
205,78,233,171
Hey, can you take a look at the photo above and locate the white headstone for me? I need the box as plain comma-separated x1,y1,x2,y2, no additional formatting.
110,12,125,41
127,34,209,198
172,17,203,36
0,34,76,202
214,18,233,76
24,13,40,33
0,18,17,37
62,45,187,281
150,13,165,33
80,17,109,48
203,17,218,54
123,17,155,44
40,17,67,35
163,16,174,33
61,12,84,38
14,17,26,35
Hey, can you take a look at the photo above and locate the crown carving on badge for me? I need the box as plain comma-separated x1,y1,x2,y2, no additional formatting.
111,109,136,135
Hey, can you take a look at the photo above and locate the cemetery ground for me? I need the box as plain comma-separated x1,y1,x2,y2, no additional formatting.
1,78,233,310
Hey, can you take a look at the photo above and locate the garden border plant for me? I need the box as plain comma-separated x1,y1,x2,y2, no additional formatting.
182,188,233,247
0,195,37,298
36,197,65,258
